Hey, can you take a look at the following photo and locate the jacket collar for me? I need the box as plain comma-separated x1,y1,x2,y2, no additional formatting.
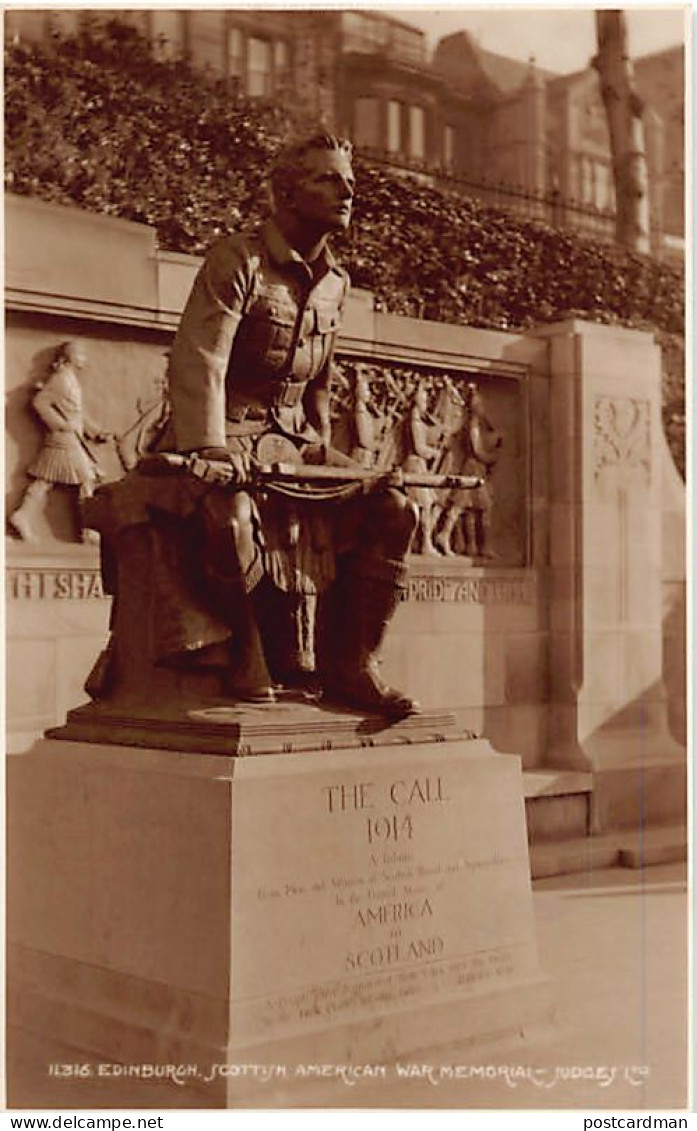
261,218,341,279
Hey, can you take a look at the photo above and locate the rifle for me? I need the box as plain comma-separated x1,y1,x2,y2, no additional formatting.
139,451,483,493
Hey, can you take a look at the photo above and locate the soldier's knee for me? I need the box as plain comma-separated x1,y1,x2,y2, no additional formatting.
386,489,419,534
371,489,418,549
228,491,252,530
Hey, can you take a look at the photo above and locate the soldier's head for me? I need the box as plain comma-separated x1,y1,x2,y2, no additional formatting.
271,133,355,237
464,382,484,417
53,340,87,372
413,381,430,415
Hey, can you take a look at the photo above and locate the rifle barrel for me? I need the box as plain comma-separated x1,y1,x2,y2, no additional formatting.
257,463,482,488
141,453,482,490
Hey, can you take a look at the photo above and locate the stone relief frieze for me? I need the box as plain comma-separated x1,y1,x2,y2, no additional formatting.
331,357,524,565
593,395,651,483
8,341,526,565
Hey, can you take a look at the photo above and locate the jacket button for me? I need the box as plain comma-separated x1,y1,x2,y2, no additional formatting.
297,339,305,348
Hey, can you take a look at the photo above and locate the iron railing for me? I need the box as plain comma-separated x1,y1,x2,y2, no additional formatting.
358,146,618,244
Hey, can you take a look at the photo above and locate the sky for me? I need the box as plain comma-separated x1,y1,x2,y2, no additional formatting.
386,5,688,73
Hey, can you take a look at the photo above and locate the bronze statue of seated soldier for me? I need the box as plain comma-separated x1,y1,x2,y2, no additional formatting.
84,134,422,717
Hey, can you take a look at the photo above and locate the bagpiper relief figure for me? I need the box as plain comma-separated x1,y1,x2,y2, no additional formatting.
435,382,502,560
9,340,111,543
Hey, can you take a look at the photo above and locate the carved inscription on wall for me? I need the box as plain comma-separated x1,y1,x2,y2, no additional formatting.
7,566,534,605
7,568,106,601
406,573,534,604
230,750,539,1044
594,395,651,483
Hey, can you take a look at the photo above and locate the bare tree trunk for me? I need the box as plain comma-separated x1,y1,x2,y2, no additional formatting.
593,9,651,253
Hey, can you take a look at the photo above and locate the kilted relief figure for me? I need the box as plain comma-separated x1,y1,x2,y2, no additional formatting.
9,340,111,543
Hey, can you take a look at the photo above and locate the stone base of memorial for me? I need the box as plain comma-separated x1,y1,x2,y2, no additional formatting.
8,703,554,1107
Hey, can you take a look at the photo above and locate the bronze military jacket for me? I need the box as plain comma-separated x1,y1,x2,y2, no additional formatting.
167,219,349,451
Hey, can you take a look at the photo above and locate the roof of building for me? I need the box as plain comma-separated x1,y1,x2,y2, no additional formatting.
634,42,684,67
436,33,684,99
435,31,556,95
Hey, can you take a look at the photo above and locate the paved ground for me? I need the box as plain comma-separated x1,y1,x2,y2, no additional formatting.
7,862,689,1112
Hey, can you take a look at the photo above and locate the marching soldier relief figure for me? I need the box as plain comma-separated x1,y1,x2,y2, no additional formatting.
403,381,442,557
9,340,111,543
435,382,502,560
348,366,379,469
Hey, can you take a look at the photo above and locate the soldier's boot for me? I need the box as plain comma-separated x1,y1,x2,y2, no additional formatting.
476,512,494,559
463,511,478,558
226,585,276,703
201,563,275,703
320,555,419,718
434,506,459,557
200,493,275,702
419,508,440,557
8,480,50,542
251,583,319,694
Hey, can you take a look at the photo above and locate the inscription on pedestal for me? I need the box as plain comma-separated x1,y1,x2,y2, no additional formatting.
231,745,539,1045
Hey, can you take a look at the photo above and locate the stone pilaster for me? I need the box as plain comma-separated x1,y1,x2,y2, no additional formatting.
534,319,685,830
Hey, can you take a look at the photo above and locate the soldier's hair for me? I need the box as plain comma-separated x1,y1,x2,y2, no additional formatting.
270,133,353,206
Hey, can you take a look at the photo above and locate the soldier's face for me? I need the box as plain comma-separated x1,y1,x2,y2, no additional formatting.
289,150,355,233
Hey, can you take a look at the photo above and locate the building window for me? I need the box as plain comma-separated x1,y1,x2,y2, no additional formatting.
354,97,380,149
274,39,290,75
341,11,389,54
596,162,608,209
390,24,425,65
48,10,81,36
150,11,184,60
228,27,244,81
387,100,402,154
273,39,291,92
339,11,424,65
409,105,425,161
248,36,272,97
443,124,455,170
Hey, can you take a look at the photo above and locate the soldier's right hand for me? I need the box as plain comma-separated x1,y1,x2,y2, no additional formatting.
188,450,247,487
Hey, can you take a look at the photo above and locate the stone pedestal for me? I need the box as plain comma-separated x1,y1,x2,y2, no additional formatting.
8,709,553,1107
537,320,686,831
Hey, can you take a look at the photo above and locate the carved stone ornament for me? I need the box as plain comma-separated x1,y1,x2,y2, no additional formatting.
593,395,651,483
